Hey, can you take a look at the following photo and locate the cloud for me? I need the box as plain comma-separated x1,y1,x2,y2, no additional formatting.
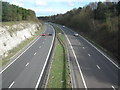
68,2,75,6
32,8,68,16
2,0,24,7
35,0,47,6
32,0,106,3
11,0,24,6
35,8,67,13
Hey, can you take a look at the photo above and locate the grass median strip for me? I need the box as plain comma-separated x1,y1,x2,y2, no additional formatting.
47,26,70,88
0,23,45,67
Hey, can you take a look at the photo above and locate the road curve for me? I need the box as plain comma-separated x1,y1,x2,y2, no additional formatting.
1,23,55,89
53,23,119,89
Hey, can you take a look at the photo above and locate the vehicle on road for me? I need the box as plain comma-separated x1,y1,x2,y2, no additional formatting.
73,33,79,37
41,33,46,36
48,33,52,36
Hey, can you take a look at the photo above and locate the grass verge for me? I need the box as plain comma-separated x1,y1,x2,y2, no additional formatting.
1,21,37,26
47,26,70,88
0,23,45,67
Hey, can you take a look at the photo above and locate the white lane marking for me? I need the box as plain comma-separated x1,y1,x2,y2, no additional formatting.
65,27,120,69
112,85,116,90
8,81,15,88
83,47,85,49
35,25,55,89
79,35,120,69
39,46,41,48
88,54,91,56
58,26,87,90
25,62,29,67
34,52,37,55
0,36,42,74
43,42,44,44
97,65,101,69
45,41,56,88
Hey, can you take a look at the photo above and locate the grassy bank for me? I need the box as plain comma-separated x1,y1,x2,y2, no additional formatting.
1,21,39,26
47,26,70,88
0,23,45,67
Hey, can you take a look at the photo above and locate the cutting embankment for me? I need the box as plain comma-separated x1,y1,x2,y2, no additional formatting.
0,21,43,67
0,1,45,67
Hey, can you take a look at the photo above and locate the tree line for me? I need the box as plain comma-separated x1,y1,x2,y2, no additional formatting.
38,1,120,61
1,1,37,22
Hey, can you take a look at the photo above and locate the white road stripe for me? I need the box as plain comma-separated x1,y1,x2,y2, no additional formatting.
35,25,55,89
66,27,120,69
25,62,29,67
83,47,85,49
43,42,44,44
8,81,15,88
34,52,37,55
79,35,120,69
0,35,42,74
88,54,91,56
97,65,101,69
58,26,88,90
112,85,116,90
39,46,41,48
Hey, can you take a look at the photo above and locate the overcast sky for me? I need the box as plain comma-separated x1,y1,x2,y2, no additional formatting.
2,0,111,16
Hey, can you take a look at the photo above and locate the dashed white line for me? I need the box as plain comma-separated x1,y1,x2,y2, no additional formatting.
58,26,88,90
66,27,120,69
8,81,15,88
39,46,41,48
79,35,120,69
112,85,116,90
43,42,44,44
83,47,85,49
34,52,37,55
25,62,29,67
97,65,101,69
0,35,42,74
88,54,91,56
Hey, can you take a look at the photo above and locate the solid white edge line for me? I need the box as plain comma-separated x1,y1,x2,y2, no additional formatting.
79,35,120,70
45,39,56,88
35,24,55,89
8,81,15,88
0,24,47,74
97,65,101,69
57,26,88,90
25,62,29,67
63,25,120,69
0,36,42,74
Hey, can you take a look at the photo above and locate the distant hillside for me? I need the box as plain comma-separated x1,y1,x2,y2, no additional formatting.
39,1,120,61
1,1,38,22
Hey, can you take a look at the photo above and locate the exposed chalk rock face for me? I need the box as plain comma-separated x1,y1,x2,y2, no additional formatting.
0,22,42,58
